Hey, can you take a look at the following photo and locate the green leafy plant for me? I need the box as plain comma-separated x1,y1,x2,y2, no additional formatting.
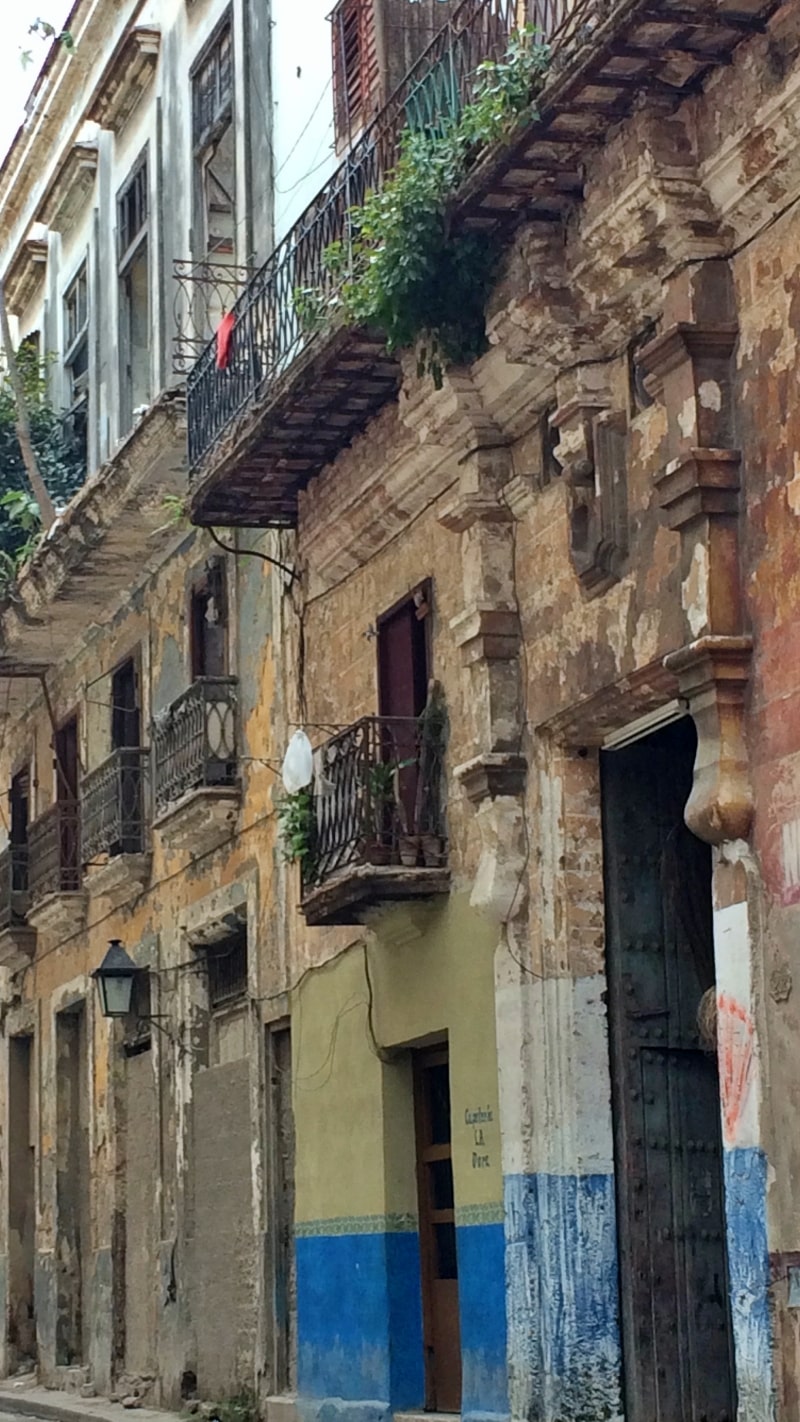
209,1392,258,1422
277,788,316,875
0,344,85,573
22,19,75,67
301,26,549,384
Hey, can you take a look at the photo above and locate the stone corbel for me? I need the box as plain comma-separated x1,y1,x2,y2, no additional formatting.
664,636,753,844
466,794,529,923
551,392,630,595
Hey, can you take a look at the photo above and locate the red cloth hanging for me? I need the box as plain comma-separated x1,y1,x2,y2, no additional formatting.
216,310,235,370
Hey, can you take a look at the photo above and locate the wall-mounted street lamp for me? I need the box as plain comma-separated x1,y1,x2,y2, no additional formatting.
91,939,140,1019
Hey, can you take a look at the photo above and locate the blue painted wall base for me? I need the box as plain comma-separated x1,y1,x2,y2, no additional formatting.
296,1220,509,1422
504,1172,622,1422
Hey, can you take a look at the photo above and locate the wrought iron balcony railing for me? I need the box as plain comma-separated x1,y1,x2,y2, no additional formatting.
306,715,446,889
0,845,30,933
187,0,585,477
29,801,82,904
173,259,255,375
81,747,150,863
153,677,238,818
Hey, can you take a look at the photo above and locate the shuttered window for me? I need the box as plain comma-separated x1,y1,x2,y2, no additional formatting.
330,0,379,146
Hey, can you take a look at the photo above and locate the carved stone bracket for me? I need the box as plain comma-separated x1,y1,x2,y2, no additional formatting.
551,390,629,595
455,753,528,805
664,636,753,845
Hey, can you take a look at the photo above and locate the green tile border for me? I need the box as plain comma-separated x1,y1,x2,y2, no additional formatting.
455,1202,504,1227
295,1212,417,1238
295,1203,505,1235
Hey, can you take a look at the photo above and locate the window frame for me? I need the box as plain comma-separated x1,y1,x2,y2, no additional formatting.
63,262,89,409
191,11,234,156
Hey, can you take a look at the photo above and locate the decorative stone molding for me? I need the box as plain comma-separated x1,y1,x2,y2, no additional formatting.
4,236,48,317
88,28,160,135
641,260,752,845
0,924,36,973
37,144,98,230
154,786,241,859
664,636,753,845
469,796,528,923
450,606,520,665
551,382,629,596
85,853,151,908
27,890,88,938
455,753,527,805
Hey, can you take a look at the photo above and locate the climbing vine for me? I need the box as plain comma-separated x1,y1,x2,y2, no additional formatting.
295,26,550,385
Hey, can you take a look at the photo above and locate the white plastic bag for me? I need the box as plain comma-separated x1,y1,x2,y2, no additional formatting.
281,729,314,792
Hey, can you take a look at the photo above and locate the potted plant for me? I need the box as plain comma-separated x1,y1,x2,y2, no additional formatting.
415,680,446,867
365,759,397,865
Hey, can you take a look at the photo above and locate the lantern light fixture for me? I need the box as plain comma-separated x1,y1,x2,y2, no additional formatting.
91,939,139,1019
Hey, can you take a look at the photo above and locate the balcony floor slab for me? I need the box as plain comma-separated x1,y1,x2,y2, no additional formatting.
301,864,450,928
0,924,36,971
84,851,152,907
153,784,241,857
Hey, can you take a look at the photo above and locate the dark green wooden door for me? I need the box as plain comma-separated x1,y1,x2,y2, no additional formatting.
601,717,736,1422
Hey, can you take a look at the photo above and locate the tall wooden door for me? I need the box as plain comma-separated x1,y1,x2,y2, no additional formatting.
601,717,736,1422
378,594,429,829
111,659,143,854
414,1047,461,1413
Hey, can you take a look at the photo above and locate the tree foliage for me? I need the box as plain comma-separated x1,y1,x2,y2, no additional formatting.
0,346,85,566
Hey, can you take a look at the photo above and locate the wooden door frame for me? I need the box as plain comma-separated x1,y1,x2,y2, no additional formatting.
413,1042,460,1412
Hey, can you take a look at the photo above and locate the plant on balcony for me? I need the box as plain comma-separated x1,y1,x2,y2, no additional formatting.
277,787,316,877
323,25,550,385
414,680,447,866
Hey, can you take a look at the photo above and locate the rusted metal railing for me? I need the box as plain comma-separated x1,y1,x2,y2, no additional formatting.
81,747,150,862
172,259,255,375
0,845,30,932
29,802,82,903
307,715,446,888
152,677,238,817
187,0,589,474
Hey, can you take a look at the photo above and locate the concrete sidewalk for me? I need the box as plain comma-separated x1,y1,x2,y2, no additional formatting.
0,1383,184,1422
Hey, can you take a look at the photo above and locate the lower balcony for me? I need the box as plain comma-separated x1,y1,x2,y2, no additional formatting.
81,748,151,905
153,677,240,854
300,715,449,927
28,802,87,935
0,846,35,969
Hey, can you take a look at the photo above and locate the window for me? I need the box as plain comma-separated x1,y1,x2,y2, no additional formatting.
206,928,247,1010
190,559,228,679
331,0,378,147
118,161,148,266
117,155,151,433
192,17,233,151
111,657,141,750
9,765,30,893
64,265,89,411
192,16,235,261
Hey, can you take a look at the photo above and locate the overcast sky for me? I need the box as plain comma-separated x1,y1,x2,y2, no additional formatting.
0,0,73,163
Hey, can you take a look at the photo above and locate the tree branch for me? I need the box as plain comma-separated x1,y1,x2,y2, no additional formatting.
0,282,57,530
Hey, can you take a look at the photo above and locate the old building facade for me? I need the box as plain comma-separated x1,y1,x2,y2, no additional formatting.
2,1,800,1422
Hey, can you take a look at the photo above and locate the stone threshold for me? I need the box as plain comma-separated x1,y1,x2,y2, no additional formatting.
0,1384,181,1422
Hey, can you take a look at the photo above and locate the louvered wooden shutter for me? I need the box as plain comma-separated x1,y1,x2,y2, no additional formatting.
332,0,378,147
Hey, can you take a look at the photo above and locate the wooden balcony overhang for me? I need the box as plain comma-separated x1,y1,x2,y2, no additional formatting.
0,390,186,702
188,0,777,530
190,326,401,528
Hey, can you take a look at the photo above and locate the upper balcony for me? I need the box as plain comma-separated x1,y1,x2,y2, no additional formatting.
152,677,240,854
0,846,35,969
28,800,87,935
81,747,151,904
300,715,449,927
186,0,773,529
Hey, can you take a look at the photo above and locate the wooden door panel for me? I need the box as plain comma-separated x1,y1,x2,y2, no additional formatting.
414,1048,462,1414
601,717,735,1422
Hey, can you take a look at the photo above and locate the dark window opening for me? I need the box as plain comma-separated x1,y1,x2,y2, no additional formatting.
64,265,89,427
118,161,149,266
206,929,248,1010
10,765,30,893
629,324,657,414
111,658,141,750
190,559,228,680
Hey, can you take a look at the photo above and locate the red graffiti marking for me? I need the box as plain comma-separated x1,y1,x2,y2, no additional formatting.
717,993,755,1147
